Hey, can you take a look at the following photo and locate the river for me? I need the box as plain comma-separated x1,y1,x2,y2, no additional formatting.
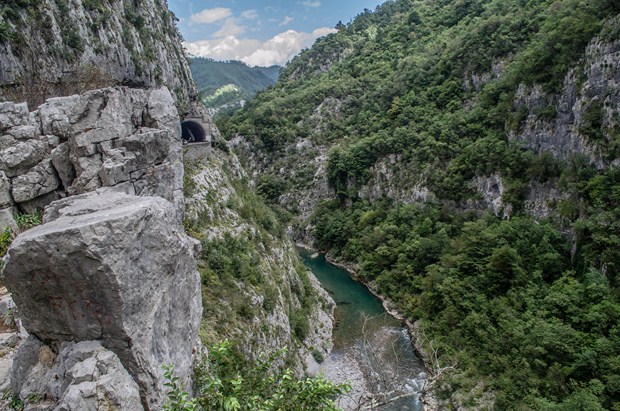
299,249,427,411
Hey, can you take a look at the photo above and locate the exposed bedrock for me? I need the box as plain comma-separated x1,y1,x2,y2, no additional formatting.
3,190,202,410
0,86,184,226
11,338,144,411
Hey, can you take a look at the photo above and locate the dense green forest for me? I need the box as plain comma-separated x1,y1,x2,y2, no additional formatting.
189,58,280,110
219,0,620,409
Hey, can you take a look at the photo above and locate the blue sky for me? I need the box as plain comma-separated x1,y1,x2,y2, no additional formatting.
167,0,384,66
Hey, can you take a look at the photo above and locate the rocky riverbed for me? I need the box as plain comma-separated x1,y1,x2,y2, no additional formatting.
299,248,427,410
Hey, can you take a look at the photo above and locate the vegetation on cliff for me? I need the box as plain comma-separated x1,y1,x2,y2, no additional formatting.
182,147,334,381
219,0,620,408
164,341,349,411
179,148,343,409
0,0,195,111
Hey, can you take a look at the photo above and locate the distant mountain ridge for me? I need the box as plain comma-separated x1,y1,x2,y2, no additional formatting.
189,58,280,112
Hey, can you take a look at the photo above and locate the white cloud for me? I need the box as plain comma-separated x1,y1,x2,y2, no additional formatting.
184,36,262,61
241,9,258,20
183,27,337,67
302,1,321,7
278,16,294,27
213,18,245,38
190,8,232,24
311,27,337,37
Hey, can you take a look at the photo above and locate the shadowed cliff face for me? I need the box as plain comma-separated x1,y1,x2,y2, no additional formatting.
0,0,196,113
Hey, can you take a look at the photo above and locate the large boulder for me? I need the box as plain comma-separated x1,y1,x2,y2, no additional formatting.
12,337,144,411
3,190,202,410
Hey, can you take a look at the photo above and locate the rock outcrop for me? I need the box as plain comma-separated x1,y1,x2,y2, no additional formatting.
0,0,196,113
0,86,184,226
4,191,202,410
0,86,202,411
511,36,620,168
12,338,144,411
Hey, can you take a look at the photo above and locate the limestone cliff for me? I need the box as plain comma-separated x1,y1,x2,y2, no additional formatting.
0,84,335,408
0,86,184,229
231,21,620,240
0,0,196,113
0,86,202,411
183,143,334,372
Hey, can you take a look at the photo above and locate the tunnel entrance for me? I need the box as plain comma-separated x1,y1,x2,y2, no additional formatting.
181,120,207,143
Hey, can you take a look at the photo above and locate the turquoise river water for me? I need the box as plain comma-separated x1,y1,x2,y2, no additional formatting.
299,249,426,411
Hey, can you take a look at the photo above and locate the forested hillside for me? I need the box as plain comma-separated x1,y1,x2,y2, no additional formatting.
219,0,620,409
189,58,280,111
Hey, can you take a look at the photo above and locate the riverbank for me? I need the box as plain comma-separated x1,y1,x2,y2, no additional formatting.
297,242,440,411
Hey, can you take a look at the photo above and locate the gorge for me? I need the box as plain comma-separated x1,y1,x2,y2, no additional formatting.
300,248,426,410
0,0,619,410
219,0,620,409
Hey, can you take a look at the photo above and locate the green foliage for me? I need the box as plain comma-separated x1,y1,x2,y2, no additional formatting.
190,58,280,110
312,198,620,408
0,21,18,43
201,234,262,286
125,5,145,29
202,84,243,109
219,0,620,407
0,227,14,259
0,0,42,22
2,389,24,411
256,174,289,204
163,365,200,411
221,0,612,201
25,393,43,405
83,0,107,13
527,152,563,182
289,310,310,340
581,99,605,141
311,348,325,364
14,211,41,230
163,341,350,411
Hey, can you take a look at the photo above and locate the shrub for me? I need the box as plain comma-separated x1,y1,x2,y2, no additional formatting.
0,227,14,259
14,211,41,230
163,341,350,411
311,348,325,364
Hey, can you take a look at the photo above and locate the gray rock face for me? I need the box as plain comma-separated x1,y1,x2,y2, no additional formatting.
0,103,29,131
0,171,13,208
0,86,204,411
511,37,620,167
3,190,202,410
0,86,184,221
0,0,196,113
11,159,61,203
12,338,144,411
0,140,48,177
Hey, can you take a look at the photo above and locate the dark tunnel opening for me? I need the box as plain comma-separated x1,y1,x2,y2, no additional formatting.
181,120,206,143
